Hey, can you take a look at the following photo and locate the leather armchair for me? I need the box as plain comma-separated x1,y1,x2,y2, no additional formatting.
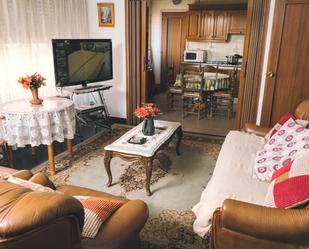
210,99,309,249
0,169,149,249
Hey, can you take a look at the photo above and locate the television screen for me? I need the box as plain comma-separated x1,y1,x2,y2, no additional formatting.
52,39,113,87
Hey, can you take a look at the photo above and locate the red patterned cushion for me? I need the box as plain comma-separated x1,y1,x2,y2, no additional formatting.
265,113,296,140
74,196,124,238
254,118,309,181
265,112,308,140
264,152,309,208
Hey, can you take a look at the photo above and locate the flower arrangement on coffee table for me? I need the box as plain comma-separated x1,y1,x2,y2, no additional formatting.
18,73,46,105
134,103,161,136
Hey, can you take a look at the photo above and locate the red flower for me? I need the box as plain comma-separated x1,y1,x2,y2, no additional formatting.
134,103,161,118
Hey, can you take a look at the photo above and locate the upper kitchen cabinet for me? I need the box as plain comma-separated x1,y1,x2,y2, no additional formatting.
213,11,228,41
228,10,247,34
186,10,228,42
186,11,200,39
199,11,214,40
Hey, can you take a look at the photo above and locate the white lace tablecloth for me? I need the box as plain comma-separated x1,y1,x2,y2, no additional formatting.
105,120,181,157
0,97,76,147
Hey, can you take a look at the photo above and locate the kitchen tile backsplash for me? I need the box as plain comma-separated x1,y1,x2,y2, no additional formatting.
187,35,244,61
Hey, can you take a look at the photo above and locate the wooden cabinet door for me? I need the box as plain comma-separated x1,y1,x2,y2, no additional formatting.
161,13,186,91
186,11,200,39
261,0,309,127
213,11,228,41
228,10,247,34
199,11,214,40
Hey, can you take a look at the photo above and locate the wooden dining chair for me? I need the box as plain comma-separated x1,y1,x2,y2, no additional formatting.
211,68,236,118
166,66,183,111
182,66,207,120
0,115,13,167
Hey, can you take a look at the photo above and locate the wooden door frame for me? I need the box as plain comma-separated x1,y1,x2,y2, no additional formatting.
236,0,270,130
125,0,147,124
160,12,186,92
125,0,271,128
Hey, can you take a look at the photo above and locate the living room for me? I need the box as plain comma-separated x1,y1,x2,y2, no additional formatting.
0,0,309,249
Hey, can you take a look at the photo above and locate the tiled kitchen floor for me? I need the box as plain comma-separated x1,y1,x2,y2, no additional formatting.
153,92,236,137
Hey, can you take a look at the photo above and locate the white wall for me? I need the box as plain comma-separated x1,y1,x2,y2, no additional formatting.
86,0,126,119
151,0,244,85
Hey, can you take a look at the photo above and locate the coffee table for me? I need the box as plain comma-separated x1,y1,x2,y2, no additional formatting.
104,120,182,196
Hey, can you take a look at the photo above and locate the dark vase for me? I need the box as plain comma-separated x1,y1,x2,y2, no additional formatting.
142,117,155,136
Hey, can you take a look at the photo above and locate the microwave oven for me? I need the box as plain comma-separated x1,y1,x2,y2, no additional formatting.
184,50,207,62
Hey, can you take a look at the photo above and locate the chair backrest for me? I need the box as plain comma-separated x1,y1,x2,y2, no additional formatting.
166,66,175,87
181,64,202,74
182,70,204,94
204,65,217,73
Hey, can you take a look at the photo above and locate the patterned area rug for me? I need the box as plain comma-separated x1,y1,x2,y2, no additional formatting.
34,124,223,249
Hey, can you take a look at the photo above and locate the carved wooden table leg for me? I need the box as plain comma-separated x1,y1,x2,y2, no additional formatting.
143,157,154,196
66,139,73,159
104,151,113,187
47,144,55,176
176,126,183,156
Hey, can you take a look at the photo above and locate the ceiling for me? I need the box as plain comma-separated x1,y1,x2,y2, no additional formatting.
195,0,247,3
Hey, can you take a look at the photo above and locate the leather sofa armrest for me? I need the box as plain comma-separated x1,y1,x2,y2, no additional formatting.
12,171,56,190
0,181,84,238
217,199,309,244
12,170,33,180
243,123,270,137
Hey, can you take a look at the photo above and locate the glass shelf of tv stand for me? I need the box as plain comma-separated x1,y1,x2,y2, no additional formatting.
70,84,113,135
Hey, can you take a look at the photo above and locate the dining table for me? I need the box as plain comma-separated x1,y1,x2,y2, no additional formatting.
0,96,76,175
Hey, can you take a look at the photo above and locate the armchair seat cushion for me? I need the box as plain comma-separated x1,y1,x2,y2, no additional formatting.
192,131,268,237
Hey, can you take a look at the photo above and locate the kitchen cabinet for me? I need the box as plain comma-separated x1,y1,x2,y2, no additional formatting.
228,10,247,34
186,11,200,39
213,11,228,40
186,10,228,42
199,11,214,40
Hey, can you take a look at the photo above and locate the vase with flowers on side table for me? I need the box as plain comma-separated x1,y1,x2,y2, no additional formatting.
18,72,46,105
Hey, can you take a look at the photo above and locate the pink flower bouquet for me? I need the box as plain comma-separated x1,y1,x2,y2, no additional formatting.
134,103,161,118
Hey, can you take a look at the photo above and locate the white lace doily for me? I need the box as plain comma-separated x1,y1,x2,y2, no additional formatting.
0,97,76,147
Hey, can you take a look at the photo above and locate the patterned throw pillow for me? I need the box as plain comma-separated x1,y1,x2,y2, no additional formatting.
264,112,309,141
264,151,309,208
254,118,309,181
174,74,183,87
74,195,124,238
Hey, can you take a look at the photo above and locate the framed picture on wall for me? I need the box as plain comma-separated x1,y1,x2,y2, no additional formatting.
97,3,115,27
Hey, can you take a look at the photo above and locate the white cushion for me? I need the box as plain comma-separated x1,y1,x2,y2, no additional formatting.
192,131,269,237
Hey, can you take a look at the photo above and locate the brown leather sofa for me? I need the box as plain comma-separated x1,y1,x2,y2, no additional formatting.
210,99,309,249
0,169,148,249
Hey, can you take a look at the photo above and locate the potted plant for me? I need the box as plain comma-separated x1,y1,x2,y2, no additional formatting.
134,103,161,136
18,73,46,105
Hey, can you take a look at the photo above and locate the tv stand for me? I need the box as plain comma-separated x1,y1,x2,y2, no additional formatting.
70,85,112,136
75,83,112,92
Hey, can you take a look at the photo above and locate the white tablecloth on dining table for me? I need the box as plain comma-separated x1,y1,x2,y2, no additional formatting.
0,97,76,147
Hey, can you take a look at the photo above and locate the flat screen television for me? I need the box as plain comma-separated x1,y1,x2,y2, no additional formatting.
52,39,113,88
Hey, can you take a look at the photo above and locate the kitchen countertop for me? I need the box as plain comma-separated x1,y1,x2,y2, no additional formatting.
181,61,242,70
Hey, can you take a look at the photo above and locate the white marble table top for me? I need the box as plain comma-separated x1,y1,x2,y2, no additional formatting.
104,120,181,157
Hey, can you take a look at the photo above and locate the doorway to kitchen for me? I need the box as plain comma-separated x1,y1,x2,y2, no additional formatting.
149,3,246,136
